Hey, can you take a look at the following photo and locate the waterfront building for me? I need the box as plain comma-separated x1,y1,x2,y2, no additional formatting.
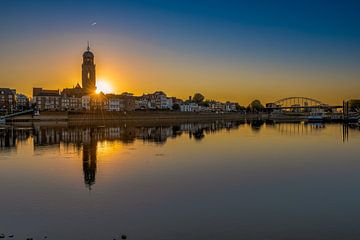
153,91,173,109
136,91,173,110
60,95,82,111
135,96,151,110
106,93,136,112
15,93,30,111
62,83,83,98
208,101,225,112
90,92,108,111
108,97,121,111
121,94,136,111
159,96,173,109
180,102,199,112
225,102,237,112
60,84,83,111
32,88,61,111
81,95,91,110
0,88,16,114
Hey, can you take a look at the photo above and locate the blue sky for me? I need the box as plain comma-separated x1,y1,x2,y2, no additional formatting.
1,0,359,103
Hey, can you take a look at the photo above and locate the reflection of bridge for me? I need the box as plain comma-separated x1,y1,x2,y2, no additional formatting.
266,97,342,110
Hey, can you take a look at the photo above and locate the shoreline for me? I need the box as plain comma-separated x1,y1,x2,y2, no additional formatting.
2,111,352,126
6,111,258,123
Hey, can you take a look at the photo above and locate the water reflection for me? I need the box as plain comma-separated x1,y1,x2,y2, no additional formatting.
1,121,360,239
0,128,32,148
1,121,359,150
1,121,359,189
1,121,244,188
83,128,97,189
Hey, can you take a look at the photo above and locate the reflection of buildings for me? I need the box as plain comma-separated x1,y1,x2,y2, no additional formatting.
1,121,244,150
1,121,243,188
270,122,326,136
0,128,31,149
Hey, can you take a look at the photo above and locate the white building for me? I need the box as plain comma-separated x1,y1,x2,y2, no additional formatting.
135,97,151,110
180,102,199,112
225,102,237,112
108,98,121,111
209,101,225,112
159,95,173,109
135,91,173,110
81,95,91,110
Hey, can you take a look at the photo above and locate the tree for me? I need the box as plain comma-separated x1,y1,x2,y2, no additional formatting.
199,100,210,107
193,93,205,104
248,99,265,112
172,103,180,111
235,103,246,112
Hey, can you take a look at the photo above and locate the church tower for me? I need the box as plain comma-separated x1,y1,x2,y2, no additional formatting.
82,43,96,94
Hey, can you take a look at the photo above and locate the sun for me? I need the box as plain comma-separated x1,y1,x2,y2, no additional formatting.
96,80,113,94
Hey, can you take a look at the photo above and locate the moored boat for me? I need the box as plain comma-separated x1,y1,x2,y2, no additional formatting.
307,111,325,123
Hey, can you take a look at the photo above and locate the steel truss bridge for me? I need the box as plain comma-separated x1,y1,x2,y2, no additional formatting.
266,97,342,110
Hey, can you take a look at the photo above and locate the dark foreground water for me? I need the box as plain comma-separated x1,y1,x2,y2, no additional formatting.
0,121,360,240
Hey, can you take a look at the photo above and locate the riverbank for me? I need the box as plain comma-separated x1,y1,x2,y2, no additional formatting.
3,111,351,125
7,111,259,124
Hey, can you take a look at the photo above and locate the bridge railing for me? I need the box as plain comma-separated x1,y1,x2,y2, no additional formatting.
0,109,35,120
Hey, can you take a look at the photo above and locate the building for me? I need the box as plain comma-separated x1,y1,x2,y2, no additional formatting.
0,88,16,114
82,43,96,95
61,83,83,111
62,83,83,98
136,91,173,110
16,93,30,111
81,95,91,110
107,93,136,112
225,102,237,112
135,96,151,110
90,92,108,111
180,102,199,112
33,88,61,111
153,91,173,109
108,97,121,111
60,95,82,111
208,101,225,112
120,94,136,111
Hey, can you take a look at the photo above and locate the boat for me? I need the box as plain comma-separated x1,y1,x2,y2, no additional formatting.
307,111,325,123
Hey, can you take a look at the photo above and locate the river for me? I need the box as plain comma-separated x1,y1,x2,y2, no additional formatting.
0,121,360,239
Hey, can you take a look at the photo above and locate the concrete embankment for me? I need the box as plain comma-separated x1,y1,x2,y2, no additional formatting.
9,112,68,122
8,111,342,125
8,111,261,125
68,111,253,124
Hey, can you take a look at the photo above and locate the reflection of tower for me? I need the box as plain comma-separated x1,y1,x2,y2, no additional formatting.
343,124,349,142
82,43,96,95
82,128,97,189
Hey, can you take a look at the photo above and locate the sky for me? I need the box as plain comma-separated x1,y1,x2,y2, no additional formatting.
0,0,359,105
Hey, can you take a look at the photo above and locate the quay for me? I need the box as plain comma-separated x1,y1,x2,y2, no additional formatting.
1,110,358,125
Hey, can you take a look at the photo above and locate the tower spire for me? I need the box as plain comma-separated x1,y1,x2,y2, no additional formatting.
87,41,90,51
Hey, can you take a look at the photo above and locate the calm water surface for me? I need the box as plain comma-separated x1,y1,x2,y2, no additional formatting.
1,121,360,240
